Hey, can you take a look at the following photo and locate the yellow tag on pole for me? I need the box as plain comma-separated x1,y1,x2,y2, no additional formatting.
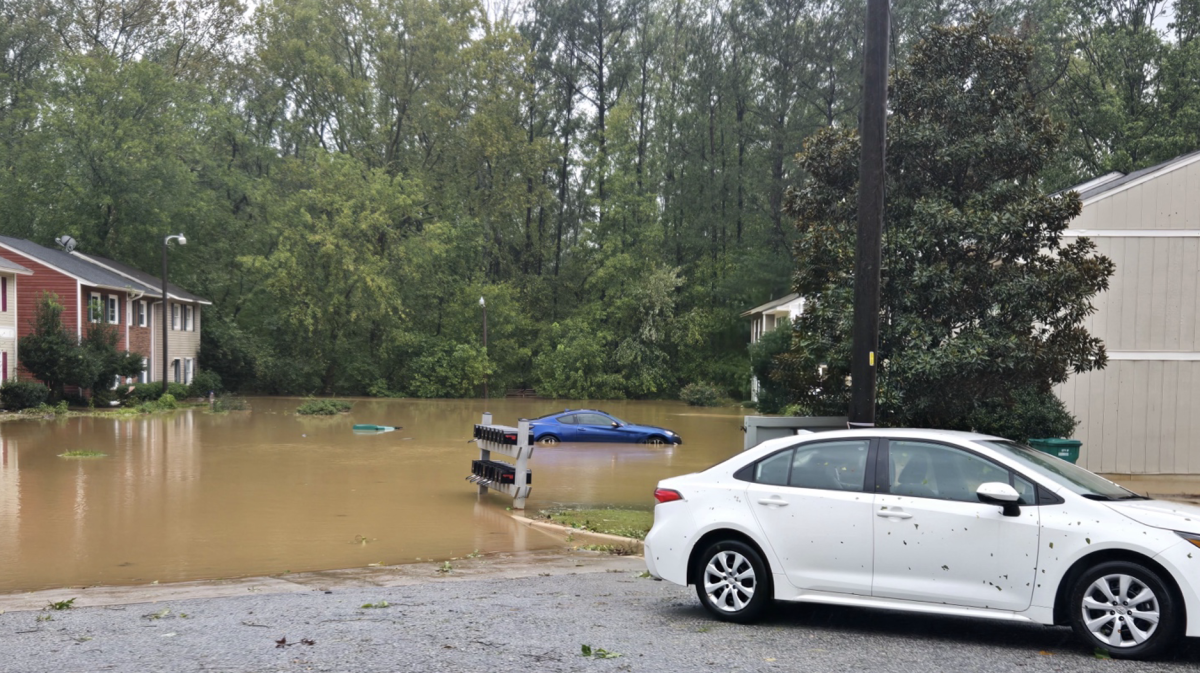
869,351,875,366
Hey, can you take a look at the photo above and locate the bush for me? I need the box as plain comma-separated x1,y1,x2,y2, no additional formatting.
296,398,353,415
211,395,248,412
1,380,49,410
126,383,163,402
21,400,69,416
188,369,223,398
680,381,725,407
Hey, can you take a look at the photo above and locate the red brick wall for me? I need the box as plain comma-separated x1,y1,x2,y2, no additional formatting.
129,324,151,358
80,285,128,351
0,247,80,339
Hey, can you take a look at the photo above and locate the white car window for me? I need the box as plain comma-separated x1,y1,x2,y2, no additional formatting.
755,450,792,486
889,441,1018,503
789,440,870,491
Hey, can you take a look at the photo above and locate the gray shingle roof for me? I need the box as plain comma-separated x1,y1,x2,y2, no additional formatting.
0,236,158,292
0,256,32,275
1070,149,1200,201
72,252,210,304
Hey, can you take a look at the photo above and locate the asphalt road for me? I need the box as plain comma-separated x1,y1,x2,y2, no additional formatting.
3,568,1199,673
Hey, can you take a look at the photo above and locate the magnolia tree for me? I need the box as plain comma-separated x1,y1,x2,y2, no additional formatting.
775,19,1115,441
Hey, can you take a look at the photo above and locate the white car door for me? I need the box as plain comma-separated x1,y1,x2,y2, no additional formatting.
871,439,1041,611
744,438,876,596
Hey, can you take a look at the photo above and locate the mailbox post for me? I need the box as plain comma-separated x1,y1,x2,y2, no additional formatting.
467,413,534,510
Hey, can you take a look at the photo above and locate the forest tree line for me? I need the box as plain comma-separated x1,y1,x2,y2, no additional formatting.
0,0,1196,398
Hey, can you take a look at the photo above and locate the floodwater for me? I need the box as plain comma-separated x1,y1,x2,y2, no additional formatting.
0,398,745,592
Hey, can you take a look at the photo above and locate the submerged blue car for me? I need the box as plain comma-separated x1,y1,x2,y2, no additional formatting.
529,409,682,445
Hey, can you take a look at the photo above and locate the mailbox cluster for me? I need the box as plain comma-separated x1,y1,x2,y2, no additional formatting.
467,414,534,509
472,424,534,445
471,459,532,485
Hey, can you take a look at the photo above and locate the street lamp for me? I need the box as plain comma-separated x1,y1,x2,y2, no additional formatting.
162,233,186,394
480,296,488,400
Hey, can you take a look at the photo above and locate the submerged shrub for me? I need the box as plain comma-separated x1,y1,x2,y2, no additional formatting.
680,381,724,407
1,380,49,410
296,398,353,415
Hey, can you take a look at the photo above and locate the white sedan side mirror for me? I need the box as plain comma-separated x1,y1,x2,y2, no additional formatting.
976,482,1022,517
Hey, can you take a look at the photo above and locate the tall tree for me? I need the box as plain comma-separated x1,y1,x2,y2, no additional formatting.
777,18,1114,440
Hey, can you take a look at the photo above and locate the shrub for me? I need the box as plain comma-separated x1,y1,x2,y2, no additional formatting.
167,382,189,399
1,380,49,410
211,395,249,412
296,398,353,415
680,381,725,407
188,369,223,398
126,383,163,402
21,400,69,416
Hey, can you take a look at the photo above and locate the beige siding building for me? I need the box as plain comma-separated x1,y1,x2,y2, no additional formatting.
0,258,32,382
1055,150,1200,476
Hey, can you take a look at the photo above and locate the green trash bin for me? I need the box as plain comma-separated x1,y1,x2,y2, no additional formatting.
1028,438,1082,464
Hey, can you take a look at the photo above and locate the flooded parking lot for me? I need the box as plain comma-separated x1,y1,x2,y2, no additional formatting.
0,398,744,592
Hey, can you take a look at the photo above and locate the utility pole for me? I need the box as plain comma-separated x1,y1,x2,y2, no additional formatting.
480,296,488,400
849,0,889,428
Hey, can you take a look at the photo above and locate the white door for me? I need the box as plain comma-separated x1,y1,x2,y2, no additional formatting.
871,439,1040,611
745,439,875,595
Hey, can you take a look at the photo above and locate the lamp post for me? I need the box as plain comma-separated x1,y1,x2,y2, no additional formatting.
480,296,488,400
849,0,890,428
162,233,186,394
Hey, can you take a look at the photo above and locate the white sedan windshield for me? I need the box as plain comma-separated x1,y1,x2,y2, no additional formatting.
978,440,1139,500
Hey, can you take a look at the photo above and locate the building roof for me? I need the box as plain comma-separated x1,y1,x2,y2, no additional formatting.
0,256,33,275
0,236,158,292
1067,149,1200,202
741,292,801,318
72,252,211,305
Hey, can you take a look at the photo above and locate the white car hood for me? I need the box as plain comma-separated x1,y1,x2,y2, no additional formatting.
1106,499,1200,535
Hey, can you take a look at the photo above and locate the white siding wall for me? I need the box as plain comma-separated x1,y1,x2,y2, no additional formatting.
149,302,201,383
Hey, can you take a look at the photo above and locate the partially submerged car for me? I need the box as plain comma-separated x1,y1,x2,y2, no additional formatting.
530,409,681,445
645,428,1200,659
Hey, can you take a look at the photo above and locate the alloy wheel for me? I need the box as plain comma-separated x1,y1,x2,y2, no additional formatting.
1081,573,1161,648
703,550,757,613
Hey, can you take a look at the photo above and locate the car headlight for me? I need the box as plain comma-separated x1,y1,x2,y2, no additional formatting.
1175,531,1200,549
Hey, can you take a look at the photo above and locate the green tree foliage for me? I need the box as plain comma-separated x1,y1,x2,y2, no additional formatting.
776,19,1115,438
0,0,1188,400
748,317,793,414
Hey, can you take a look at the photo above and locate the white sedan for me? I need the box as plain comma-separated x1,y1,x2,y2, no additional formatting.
644,429,1200,659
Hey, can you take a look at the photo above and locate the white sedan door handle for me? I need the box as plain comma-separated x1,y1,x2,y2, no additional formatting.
757,497,789,507
876,510,913,519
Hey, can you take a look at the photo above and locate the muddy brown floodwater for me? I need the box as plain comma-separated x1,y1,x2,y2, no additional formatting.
0,398,745,592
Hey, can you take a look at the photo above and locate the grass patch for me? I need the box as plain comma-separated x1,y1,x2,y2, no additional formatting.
58,450,107,458
538,507,652,540
296,398,353,416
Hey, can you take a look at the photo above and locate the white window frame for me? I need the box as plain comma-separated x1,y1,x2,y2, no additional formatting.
137,300,147,327
106,295,119,324
88,293,102,323
171,303,180,330
139,358,149,384
185,358,193,384
184,305,193,331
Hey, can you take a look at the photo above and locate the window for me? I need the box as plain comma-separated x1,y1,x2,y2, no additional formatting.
88,293,102,323
575,413,612,426
2,351,7,381
184,358,193,384
137,300,147,327
139,358,148,384
171,303,180,330
556,415,578,425
887,441,1027,503
2,277,7,312
788,440,870,491
754,450,793,486
184,305,194,331
106,295,119,324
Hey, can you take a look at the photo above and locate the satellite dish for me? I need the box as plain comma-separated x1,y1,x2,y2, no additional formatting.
55,235,77,253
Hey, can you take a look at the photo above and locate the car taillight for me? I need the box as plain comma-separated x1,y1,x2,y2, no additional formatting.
654,488,683,504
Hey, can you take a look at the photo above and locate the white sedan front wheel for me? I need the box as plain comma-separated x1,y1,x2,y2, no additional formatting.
694,540,772,623
1069,560,1182,659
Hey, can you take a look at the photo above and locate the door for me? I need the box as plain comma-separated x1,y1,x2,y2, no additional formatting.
744,439,876,595
574,413,623,441
871,439,1040,611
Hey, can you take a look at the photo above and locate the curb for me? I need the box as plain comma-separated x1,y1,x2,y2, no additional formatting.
509,513,645,554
